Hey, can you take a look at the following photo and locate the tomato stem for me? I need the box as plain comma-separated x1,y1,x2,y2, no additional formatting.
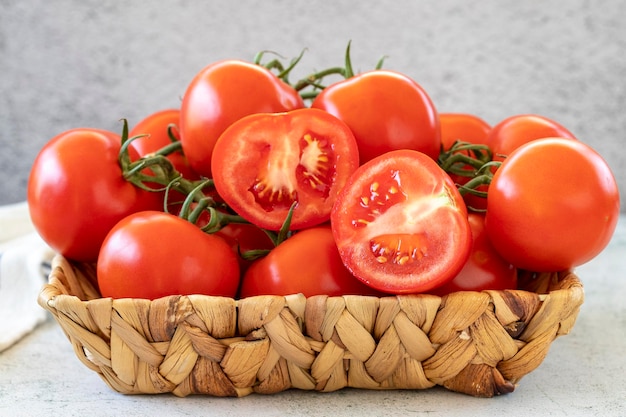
293,67,346,98
343,40,354,78
438,140,502,210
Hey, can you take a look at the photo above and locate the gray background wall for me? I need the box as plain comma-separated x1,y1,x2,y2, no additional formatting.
1,0,624,210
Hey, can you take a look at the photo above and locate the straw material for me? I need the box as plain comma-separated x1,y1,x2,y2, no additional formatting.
38,254,584,397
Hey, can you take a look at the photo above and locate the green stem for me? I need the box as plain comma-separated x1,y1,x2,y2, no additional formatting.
343,40,354,78
292,66,348,92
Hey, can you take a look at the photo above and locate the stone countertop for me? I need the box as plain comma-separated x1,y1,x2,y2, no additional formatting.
1,217,624,417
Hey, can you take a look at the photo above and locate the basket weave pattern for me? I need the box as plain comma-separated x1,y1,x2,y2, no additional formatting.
38,254,584,398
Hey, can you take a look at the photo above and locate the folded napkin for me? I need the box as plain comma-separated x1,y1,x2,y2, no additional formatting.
0,202,53,352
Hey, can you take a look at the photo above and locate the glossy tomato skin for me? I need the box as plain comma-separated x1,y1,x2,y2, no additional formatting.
439,113,492,211
211,108,360,231
440,113,491,151
431,213,517,296
311,70,440,164
331,149,472,294
28,128,163,262
485,138,620,271
129,108,198,180
180,60,304,177
486,114,576,161
239,226,382,298
98,211,240,299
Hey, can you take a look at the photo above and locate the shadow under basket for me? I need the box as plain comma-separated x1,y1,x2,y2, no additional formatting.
38,254,584,398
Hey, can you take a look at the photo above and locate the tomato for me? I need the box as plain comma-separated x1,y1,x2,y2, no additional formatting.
179,60,304,177
129,109,198,180
27,128,163,262
486,114,577,161
485,138,620,271
431,213,517,296
439,113,492,211
331,149,472,294
98,211,240,299
440,113,491,151
211,108,360,231
239,226,382,298
311,69,440,164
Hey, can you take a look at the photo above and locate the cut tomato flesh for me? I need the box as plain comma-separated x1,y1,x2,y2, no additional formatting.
331,149,472,294
212,108,359,230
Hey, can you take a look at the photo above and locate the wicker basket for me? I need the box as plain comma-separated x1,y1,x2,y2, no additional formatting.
38,254,584,398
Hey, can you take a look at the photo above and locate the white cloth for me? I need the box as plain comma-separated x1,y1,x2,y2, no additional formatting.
0,202,53,352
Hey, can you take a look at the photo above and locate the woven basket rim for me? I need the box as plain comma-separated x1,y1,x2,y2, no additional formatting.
37,253,585,398
38,254,585,306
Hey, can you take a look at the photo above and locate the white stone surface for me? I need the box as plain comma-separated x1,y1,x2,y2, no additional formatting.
1,216,624,416
0,0,625,208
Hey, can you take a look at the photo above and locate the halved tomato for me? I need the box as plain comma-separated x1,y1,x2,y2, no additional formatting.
331,149,472,294
211,108,360,231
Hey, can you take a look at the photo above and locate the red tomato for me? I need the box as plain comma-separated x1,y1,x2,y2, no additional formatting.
98,211,240,299
439,113,492,211
440,113,491,151
27,128,162,262
239,226,382,298
311,69,440,164
486,114,577,161
431,213,517,296
331,149,472,294
211,108,360,231
485,138,620,271
129,109,198,180
179,60,304,177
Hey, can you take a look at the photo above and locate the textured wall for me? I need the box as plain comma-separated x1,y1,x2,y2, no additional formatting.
1,0,624,209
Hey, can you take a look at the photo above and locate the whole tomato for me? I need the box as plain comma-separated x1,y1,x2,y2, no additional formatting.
239,226,382,298
98,211,240,299
331,149,472,294
311,69,440,164
431,213,517,296
486,138,620,271
28,128,162,262
179,60,305,177
440,113,491,151
486,114,577,161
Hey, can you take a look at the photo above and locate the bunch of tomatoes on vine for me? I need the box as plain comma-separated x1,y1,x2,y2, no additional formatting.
28,43,620,300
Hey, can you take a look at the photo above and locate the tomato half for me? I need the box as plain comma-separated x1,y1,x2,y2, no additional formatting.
98,211,240,299
430,213,517,296
486,114,577,161
311,69,440,164
331,149,472,294
239,226,382,298
485,138,620,271
27,128,162,262
439,113,492,211
179,60,304,177
211,108,360,231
